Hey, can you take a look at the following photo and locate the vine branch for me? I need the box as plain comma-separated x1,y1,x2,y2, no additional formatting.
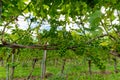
1,1,31,43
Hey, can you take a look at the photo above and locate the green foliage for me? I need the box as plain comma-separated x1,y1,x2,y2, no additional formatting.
74,44,86,55
58,42,67,57
92,57,106,70
1,0,120,79
89,10,103,34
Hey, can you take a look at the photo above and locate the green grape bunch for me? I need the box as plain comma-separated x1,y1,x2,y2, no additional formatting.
58,44,67,57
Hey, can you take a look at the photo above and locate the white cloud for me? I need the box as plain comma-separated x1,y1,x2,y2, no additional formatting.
17,15,28,30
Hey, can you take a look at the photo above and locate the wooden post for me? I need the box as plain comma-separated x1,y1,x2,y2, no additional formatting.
10,49,16,80
54,58,58,67
41,43,47,79
6,52,11,80
27,58,38,79
88,60,92,75
0,57,4,66
61,59,66,74
6,62,9,80
113,57,118,73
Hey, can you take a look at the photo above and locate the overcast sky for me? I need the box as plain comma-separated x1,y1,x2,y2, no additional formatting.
1,6,119,34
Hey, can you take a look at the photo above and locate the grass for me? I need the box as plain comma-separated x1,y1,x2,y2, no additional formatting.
0,59,120,80
0,66,6,78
